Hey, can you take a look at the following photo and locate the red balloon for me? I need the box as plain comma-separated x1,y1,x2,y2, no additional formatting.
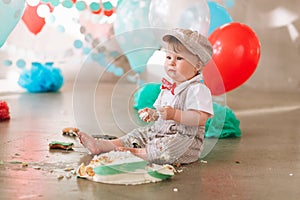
22,3,54,35
203,22,261,95
203,60,226,96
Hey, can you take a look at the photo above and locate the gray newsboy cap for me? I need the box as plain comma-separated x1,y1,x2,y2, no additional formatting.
162,28,213,66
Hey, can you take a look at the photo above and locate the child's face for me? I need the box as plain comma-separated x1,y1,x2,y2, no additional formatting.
164,45,199,83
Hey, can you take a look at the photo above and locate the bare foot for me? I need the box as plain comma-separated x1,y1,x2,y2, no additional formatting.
78,131,103,154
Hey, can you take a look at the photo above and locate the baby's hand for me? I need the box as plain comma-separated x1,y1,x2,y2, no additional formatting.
158,106,176,120
138,108,157,122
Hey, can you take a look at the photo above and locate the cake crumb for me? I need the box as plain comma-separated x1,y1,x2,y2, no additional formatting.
64,167,75,171
22,162,28,167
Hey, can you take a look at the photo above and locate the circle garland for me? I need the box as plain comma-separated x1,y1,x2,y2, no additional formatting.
40,0,117,16
1,0,122,76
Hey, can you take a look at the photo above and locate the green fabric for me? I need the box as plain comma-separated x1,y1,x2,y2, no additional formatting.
205,102,242,138
133,83,161,110
133,84,242,138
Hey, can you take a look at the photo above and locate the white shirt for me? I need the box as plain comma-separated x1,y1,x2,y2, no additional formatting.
153,75,214,117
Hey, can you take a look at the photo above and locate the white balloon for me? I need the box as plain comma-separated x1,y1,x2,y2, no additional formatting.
37,4,50,18
149,0,210,36
26,0,40,7
145,50,167,82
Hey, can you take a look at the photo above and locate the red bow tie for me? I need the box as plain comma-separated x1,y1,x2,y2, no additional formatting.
161,78,176,95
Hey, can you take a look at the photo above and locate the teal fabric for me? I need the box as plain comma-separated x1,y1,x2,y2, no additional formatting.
133,83,242,138
205,102,242,138
133,83,161,110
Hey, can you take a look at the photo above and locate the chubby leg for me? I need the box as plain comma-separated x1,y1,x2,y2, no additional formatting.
116,147,147,160
78,131,124,155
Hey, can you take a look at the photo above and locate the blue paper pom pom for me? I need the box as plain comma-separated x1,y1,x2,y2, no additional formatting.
18,62,64,93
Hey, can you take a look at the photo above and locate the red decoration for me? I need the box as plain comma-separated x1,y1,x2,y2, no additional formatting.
92,7,102,15
21,3,54,35
0,100,10,121
203,22,261,95
104,9,114,17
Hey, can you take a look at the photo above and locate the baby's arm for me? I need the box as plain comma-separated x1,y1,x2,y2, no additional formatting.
159,106,209,126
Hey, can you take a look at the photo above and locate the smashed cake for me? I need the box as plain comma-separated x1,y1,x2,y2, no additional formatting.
62,127,80,137
77,151,175,185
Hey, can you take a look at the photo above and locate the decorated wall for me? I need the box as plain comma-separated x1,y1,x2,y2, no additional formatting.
0,0,299,93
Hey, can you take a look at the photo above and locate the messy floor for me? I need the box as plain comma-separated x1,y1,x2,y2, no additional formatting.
0,82,300,200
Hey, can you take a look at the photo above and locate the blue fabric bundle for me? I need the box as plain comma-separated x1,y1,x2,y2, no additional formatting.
18,62,64,93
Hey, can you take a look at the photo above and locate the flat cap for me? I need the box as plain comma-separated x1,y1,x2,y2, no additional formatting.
162,28,213,66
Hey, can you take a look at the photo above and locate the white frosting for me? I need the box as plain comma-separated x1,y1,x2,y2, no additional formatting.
139,111,149,120
77,151,175,185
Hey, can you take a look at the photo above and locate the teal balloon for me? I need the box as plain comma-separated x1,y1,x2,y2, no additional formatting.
224,0,235,8
208,1,233,35
113,0,160,73
0,0,25,47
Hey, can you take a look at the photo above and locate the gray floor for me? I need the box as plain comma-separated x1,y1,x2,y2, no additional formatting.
0,82,300,200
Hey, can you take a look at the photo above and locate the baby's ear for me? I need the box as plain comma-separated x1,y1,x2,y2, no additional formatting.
196,61,203,69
